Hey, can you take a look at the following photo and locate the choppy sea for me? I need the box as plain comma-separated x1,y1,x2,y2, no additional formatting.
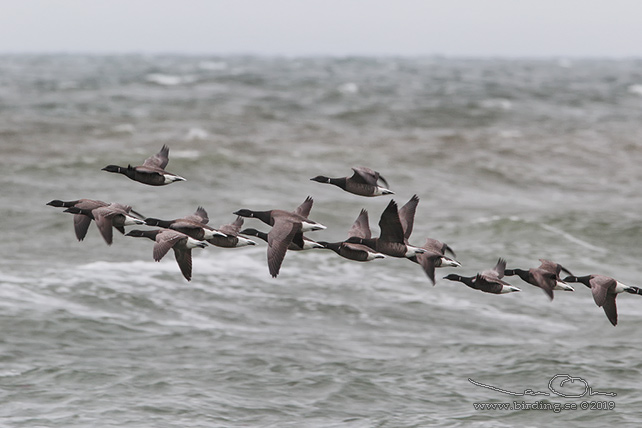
1,54,642,427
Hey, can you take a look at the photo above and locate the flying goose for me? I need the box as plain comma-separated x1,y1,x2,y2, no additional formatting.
144,206,227,241
563,274,642,326
345,199,426,258
504,259,574,300
62,202,145,245
443,258,521,294
207,216,257,248
47,198,110,241
239,196,324,250
126,229,207,281
317,209,386,262
397,195,457,257
396,194,461,284
102,145,186,186
310,167,393,197
240,228,324,250
410,238,462,285
233,196,327,277
396,195,457,258
421,238,458,259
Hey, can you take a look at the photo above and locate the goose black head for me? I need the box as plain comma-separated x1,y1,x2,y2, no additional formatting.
102,165,122,173
310,175,331,183
233,209,255,218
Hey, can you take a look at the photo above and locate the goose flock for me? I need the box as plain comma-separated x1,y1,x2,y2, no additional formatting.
47,145,642,327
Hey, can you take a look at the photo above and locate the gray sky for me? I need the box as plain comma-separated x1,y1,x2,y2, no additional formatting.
1,0,641,57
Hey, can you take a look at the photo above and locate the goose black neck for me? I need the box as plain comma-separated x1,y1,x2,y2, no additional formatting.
446,274,475,287
346,236,376,250
318,241,340,252
250,211,273,226
329,177,347,190
64,206,94,218
505,268,530,283
254,229,269,242
103,164,135,179
458,275,476,287
564,275,592,287
127,229,159,241
240,228,268,243
145,218,172,228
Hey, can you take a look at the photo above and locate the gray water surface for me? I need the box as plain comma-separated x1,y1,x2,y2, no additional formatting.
1,55,642,427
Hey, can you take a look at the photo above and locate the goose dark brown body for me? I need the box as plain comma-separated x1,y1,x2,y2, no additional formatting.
443,259,520,294
144,207,226,241
564,274,642,326
346,200,425,258
47,198,110,241
395,194,461,284
126,229,207,281
234,197,326,277
310,167,393,197
102,145,185,186
504,259,574,300
207,216,256,248
56,201,145,245
318,209,385,262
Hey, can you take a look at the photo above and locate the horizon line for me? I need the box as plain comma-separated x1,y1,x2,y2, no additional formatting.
0,51,641,60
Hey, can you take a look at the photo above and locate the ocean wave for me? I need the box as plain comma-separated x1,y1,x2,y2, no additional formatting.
145,73,196,86
4,55,642,427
